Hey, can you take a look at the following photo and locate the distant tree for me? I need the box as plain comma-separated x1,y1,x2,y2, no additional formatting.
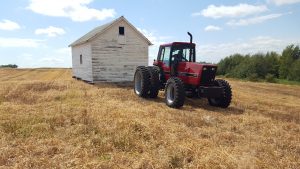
279,45,299,79
251,54,269,78
265,73,276,83
217,53,245,76
288,59,300,81
0,64,18,68
217,44,300,82
265,52,280,78
226,54,271,79
230,55,251,78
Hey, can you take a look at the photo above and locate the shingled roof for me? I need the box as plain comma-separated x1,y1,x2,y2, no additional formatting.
69,16,152,47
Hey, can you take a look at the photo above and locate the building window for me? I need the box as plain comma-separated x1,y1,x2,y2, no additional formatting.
80,54,83,64
119,26,125,35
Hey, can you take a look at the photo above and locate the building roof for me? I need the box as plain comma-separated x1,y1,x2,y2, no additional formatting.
69,16,152,47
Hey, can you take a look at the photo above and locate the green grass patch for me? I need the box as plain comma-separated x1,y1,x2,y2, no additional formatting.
217,76,300,86
275,79,300,86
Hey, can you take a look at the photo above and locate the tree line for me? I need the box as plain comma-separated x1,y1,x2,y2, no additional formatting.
217,45,300,82
0,64,18,68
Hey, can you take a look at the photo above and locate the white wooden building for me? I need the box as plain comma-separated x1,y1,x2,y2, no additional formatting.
69,16,152,83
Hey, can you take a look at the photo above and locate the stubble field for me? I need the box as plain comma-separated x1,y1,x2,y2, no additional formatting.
0,68,299,168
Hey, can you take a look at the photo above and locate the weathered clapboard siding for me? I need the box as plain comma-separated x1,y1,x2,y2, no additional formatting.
90,19,148,82
70,16,151,83
71,43,93,82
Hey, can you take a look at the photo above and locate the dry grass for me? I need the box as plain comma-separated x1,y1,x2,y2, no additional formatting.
0,68,299,168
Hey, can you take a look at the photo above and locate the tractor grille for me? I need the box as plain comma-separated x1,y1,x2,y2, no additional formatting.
200,66,217,85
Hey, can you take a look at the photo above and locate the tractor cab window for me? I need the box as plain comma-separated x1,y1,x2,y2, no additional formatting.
158,47,165,61
172,49,188,62
160,47,171,65
171,45,195,62
183,48,190,60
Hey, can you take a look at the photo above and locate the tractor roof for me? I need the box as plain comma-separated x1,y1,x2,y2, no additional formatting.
160,42,196,47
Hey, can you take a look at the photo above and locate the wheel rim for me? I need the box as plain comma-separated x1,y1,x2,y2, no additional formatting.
166,84,175,104
134,73,142,95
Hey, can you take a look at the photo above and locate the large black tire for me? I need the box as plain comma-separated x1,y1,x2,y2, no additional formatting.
134,66,151,98
147,66,160,98
165,77,185,108
208,79,232,108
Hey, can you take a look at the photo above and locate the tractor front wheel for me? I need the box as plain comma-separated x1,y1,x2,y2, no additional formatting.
208,79,232,108
165,77,185,108
134,66,151,98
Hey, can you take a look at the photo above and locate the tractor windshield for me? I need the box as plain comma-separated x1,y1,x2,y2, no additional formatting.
171,44,195,62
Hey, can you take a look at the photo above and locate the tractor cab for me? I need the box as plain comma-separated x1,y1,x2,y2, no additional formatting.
154,42,195,65
154,42,198,85
154,32,196,69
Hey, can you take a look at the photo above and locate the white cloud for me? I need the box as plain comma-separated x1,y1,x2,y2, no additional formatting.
39,58,64,64
0,37,42,48
13,47,72,68
0,20,20,31
35,26,66,37
27,0,116,22
267,0,300,5
204,25,222,32
56,47,71,54
197,36,299,63
227,13,284,26
21,53,33,57
37,47,72,67
137,28,172,65
137,28,171,45
194,4,268,19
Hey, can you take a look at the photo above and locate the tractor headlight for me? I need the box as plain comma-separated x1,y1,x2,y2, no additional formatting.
203,67,207,71
211,68,215,71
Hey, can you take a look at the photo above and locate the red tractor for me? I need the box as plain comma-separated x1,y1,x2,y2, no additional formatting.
134,32,232,108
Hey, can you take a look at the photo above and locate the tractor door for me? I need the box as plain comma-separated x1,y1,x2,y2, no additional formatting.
156,46,171,81
170,48,189,82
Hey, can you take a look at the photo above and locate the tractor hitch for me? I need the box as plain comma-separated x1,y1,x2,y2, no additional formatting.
198,86,223,98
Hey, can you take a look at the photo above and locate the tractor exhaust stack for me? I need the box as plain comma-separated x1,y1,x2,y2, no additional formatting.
187,32,193,43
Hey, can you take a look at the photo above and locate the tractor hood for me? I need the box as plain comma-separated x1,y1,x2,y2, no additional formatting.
180,62,217,86
187,62,217,74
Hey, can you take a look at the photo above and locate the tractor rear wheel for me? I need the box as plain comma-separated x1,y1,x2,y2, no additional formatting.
134,66,151,98
165,77,185,108
208,79,232,108
147,66,160,98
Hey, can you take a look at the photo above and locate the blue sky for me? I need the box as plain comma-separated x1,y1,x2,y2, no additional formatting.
0,0,299,67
